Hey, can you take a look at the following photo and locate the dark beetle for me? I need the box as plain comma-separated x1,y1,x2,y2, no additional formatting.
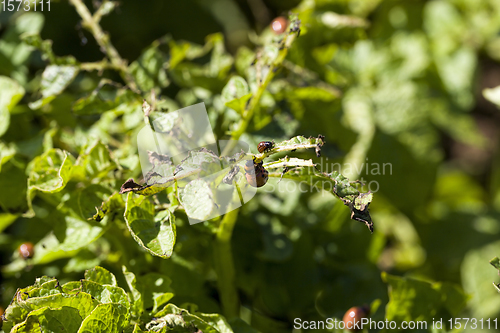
257,141,274,153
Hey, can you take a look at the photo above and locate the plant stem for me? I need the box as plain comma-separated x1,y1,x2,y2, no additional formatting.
221,25,300,157
68,0,139,93
214,208,240,319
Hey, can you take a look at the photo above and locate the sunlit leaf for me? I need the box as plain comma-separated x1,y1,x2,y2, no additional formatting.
0,76,25,137
29,65,79,109
124,193,176,258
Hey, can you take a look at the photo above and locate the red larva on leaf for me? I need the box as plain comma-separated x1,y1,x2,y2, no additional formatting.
245,160,269,188
271,17,288,34
342,305,370,332
18,242,34,259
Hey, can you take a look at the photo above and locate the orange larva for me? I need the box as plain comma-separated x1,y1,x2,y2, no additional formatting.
245,160,269,188
18,242,34,259
342,305,370,332
271,17,288,34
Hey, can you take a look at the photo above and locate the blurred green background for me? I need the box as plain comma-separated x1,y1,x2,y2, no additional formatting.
1,0,500,332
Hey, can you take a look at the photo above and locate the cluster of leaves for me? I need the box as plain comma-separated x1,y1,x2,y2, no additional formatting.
2,266,234,333
1,0,500,332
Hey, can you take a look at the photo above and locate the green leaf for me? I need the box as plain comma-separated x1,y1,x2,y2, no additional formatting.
90,191,124,222
221,76,251,113
122,269,175,320
179,179,214,221
129,42,169,92
119,148,224,197
483,86,500,108
169,39,209,69
149,304,233,333
491,257,500,270
2,267,135,333
278,166,373,232
4,290,99,331
225,93,252,114
0,12,44,68
0,212,18,233
77,303,129,333
12,306,83,333
29,65,79,109
85,266,118,286
139,273,174,314
76,141,118,180
78,281,130,309
27,149,74,192
382,272,468,327
76,184,115,221
119,177,175,196
462,241,500,317
122,267,143,320
0,76,25,137
73,86,141,115
124,193,176,258
26,149,74,217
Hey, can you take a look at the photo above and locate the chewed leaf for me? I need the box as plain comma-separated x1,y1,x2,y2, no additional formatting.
77,141,119,180
277,167,373,232
120,177,175,196
149,304,233,333
11,306,83,333
4,289,99,332
77,303,129,333
350,192,374,233
91,191,124,222
29,65,79,109
3,267,132,332
119,148,225,197
179,179,214,221
255,135,325,161
124,193,176,258
26,149,75,217
129,43,169,92
275,135,325,150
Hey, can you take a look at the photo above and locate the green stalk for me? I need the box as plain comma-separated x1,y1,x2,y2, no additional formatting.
68,0,139,93
214,208,240,319
221,24,300,157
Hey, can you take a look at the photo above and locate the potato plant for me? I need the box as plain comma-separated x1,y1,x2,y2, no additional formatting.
1,0,500,332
